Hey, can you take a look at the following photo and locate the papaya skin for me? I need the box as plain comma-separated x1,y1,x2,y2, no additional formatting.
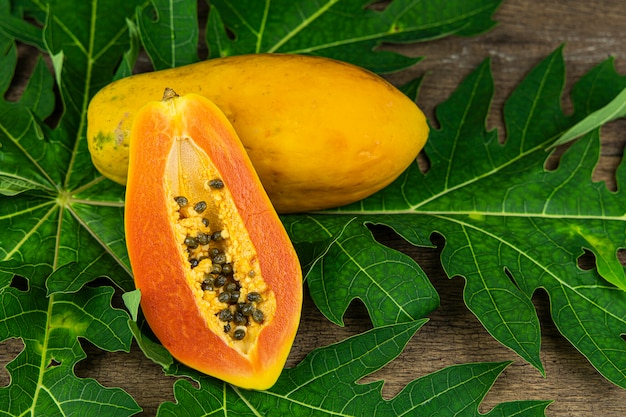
125,90,302,390
88,53,429,213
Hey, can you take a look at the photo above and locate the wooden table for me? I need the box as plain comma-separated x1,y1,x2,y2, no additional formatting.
2,0,625,415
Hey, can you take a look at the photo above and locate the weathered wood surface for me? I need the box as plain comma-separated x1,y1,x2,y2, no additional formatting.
2,0,625,416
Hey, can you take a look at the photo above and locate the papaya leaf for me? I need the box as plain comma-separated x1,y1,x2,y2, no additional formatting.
206,0,504,73
291,216,439,327
136,0,199,70
0,1,143,413
122,288,142,322
123,289,176,370
285,47,626,387
157,321,550,417
552,85,626,147
128,318,175,371
0,283,139,416
135,0,503,73
0,86,132,292
0,0,45,50
0,0,140,289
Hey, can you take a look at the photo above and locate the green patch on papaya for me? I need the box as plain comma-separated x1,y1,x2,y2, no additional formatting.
92,131,115,149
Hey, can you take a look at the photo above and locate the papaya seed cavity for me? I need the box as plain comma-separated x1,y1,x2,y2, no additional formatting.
166,137,276,355
172,190,273,350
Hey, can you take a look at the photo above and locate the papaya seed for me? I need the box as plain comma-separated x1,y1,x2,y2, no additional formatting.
212,252,227,264
247,292,262,302
194,200,207,213
233,328,246,340
229,290,241,303
201,275,215,291
219,309,233,322
196,232,210,245
221,263,233,275
252,309,265,324
214,275,227,287
184,236,198,248
218,292,231,303
208,178,224,189
233,312,247,326
241,303,255,316
174,196,188,207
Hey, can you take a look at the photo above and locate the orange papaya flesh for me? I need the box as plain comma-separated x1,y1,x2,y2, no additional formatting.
125,89,302,390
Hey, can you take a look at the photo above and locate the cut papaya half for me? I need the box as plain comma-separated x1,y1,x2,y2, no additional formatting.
125,88,302,390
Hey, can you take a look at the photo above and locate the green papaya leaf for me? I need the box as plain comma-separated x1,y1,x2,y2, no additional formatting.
0,0,45,50
0,0,140,290
137,0,199,70
0,1,143,413
205,0,503,72
122,288,142,322
157,321,550,416
123,289,175,369
291,216,439,327
286,46,626,387
129,319,175,371
552,85,626,147
0,282,139,416
137,0,504,73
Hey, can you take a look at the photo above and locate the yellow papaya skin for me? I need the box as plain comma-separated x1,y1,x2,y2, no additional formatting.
88,53,429,213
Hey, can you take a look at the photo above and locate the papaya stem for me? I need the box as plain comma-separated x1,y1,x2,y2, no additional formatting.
163,87,179,101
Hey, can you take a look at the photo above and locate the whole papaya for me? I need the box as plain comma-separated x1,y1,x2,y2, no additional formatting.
88,54,429,213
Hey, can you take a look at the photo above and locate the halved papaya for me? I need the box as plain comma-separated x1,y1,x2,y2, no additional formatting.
125,89,302,389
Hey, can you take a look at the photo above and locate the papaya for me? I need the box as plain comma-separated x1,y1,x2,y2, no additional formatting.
124,88,302,390
88,53,429,213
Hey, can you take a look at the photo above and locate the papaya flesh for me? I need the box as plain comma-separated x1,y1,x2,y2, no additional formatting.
125,89,302,390
88,53,429,213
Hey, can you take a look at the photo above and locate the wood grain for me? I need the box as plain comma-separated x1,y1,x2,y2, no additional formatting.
1,0,625,416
